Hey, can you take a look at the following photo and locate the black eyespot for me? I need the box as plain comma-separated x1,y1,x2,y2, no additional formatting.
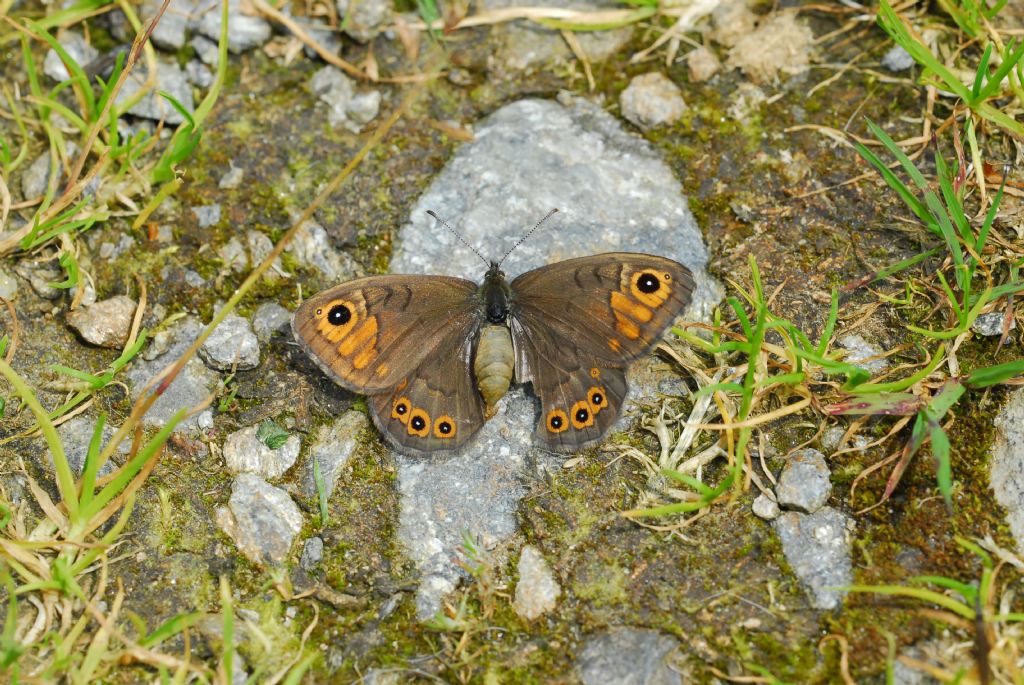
550,416,563,429
439,421,452,435
575,407,589,423
411,416,426,430
395,403,408,415
591,392,603,405
636,272,660,294
327,304,352,325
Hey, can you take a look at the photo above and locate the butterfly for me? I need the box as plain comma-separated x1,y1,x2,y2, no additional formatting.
291,215,694,457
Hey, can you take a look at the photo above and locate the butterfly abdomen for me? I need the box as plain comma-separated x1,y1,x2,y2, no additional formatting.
474,324,514,418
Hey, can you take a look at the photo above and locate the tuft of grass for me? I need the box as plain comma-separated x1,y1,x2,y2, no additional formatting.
842,537,1024,683
876,0,1024,137
853,120,1021,340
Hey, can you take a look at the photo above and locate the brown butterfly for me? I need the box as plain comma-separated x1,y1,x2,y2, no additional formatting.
291,214,694,457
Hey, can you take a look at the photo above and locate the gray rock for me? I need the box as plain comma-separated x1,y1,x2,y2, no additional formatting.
219,237,247,272
185,269,205,288
577,628,682,685
752,493,780,520
882,45,915,72
838,333,889,374
216,473,304,564
222,424,301,479
346,91,381,126
0,267,19,300
219,164,244,189
390,96,716,320
98,234,136,260
116,60,194,124
483,0,632,74
20,142,79,201
774,507,853,610
192,204,222,228
217,231,282,276
512,545,561,620
972,311,1015,337
398,390,533,620
775,448,832,513
54,415,126,477
820,425,869,455
69,278,97,308
252,302,291,342
992,388,1024,550
66,295,137,348
303,23,343,60
288,218,363,281
143,0,196,50
310,66,381,133
388,96,717,619
14,260,64,300
619,72,687,130
199,314,260,371
338,0,390,43
300,537,324,570
43,31,98,82
196,0,271,53
300,410,367,498
127,316,220,433
186,60,213,88
191,35,219,66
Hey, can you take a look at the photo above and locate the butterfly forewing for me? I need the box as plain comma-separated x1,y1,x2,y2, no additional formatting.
291,274,481,394
510,253,694,365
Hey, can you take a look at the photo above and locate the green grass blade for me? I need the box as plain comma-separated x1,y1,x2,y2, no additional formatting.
138,612,203,649
965,359,1024,387
852,138,934,231
78,412,107,510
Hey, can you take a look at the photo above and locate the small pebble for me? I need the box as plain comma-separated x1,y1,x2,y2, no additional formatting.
972,311,1014,337
775,448,832,514
512,545,561,620
222,423,301,479
752,493,780,520
300,537,324,570
619,72,687,130
199,315,260,370
882,45,915,72
66,295,137,348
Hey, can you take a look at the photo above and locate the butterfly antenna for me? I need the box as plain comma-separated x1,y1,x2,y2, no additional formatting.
426,210,490,267
497,208,559,267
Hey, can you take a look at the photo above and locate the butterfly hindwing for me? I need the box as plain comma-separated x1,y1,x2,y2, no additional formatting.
367,323,486,457
291,274,480,394
526,347,628,450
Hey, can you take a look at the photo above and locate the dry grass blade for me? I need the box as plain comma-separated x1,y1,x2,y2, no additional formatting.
249,0,367,80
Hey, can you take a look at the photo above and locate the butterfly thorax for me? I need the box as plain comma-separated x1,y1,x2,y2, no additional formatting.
481,261,512,323
475,262,515,418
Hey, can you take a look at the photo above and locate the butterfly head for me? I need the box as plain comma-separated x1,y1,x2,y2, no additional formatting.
482,261,511,323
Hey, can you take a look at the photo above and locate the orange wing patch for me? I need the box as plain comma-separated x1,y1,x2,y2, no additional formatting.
628,270,673,309
313,295,382,370
546,409,569,434
570,400,595,429
607,268,676,342
391,396,412,424
586,386,608,414
407,408,431,437
434,415,456,439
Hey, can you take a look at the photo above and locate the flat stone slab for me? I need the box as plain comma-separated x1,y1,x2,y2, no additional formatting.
387,95,717,619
